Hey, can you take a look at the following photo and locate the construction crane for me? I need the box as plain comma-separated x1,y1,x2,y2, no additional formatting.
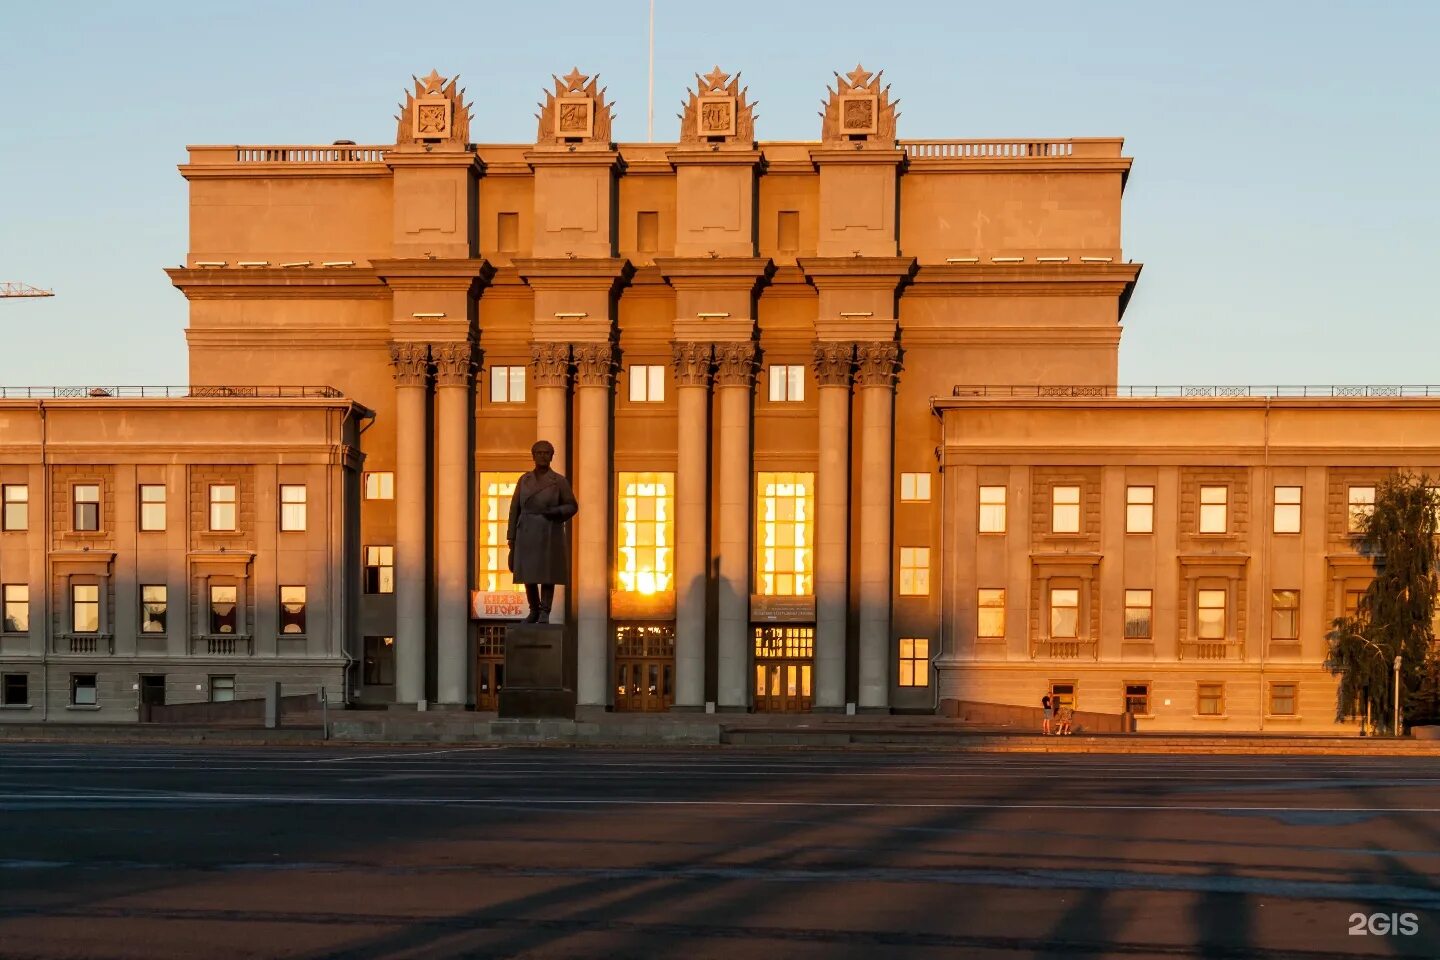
1,281,54,299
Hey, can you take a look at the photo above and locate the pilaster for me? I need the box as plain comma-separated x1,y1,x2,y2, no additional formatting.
433,339,477,706
856,340,900,711
389,340,431,706
812,340,855,710
671,341,714,709
714,340,758,710
572,341,615,707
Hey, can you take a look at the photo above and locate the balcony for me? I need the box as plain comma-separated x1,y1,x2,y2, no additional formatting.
56,633,114,655
1032,639,1097,660
1180,639,1245,661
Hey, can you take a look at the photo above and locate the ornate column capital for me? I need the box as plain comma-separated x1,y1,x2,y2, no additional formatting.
671,341,714,388
432,340,478,387
855,340,900,388
812,341,855,387
713,341,758,388
573,342,616,388
389,341,431,387
530,341,572,388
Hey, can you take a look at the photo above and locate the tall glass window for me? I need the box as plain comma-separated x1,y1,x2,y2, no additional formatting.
141,585,167,634
209,484,236,531
1124,589,1153,639
279,485,307,531
979,486,1007,533
1199,486,1228,534
2,485,29,531
73,484,100,532
71,584,99,633
756,472,814,596
139,484,167,531
1050,587,1079,638
1051,486,1080,534
1348,486,1376,533
279,586,306,634
2,585,29,633
1126,486,1154,534
1273,486,1302,533
479,474,522,593
209,585,237,634
617,472,673,595
1197,589,1227,639
977,588,1006,639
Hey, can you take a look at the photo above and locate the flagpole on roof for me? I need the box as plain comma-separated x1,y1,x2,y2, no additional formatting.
647,0,655,141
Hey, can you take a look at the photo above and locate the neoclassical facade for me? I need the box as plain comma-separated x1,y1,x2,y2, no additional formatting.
1,66,1431,729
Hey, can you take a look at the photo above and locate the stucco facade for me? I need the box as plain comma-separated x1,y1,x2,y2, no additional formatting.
0,66,1423,728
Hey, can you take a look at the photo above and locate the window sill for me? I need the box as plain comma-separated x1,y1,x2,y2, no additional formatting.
0,703,34,711
65,704,101,711
1192,714,1228,720
1265,715,1302,721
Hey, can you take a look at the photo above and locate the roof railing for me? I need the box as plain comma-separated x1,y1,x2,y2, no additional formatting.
0,386,345,400
950,385,1440,399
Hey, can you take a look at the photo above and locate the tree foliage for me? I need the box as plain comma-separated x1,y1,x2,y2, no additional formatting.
1324,473,1439,732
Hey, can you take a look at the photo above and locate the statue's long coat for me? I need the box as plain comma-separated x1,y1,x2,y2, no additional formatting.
507,469,579,585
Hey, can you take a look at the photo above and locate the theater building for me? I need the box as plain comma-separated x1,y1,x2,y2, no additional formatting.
2,66,1435,729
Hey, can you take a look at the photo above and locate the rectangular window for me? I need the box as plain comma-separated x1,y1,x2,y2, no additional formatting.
1124,589,1153,639
364,546,395,595
210,676,236,703
141,585,167,634
70,673,97,707
1273,485,1301,534
73,484,100,532
1049,682,1076,713
767,365,806,403
1344,588,1364,620
1124,682,1150,716
898,547,930,597
1126,485,1154,534
2,673,28,706
1197,589,1227,640
2,484,29,531
1199,486,1228,534
1050,587,1079,639
1348,485,1375,533
636,210,659,253
497,211,519,253
71,584,99,633
490,366,526,404
757,472,814,596
628,365,666,403
900,472,931,503
279,485,307,531
777,210,800,253
1051,486,1080,534
363,636,396,686
979,486,1007,533
209,484,236,531
209,585,237,635
898,638,930,687
1269,682,1297,716
1272,589,1299,641
479,474,523,594
978,588,1006,639
2,585,28,633
279,586,307,635
363,472,395,500
617,472,674,595
1197,682,1225,716
139,484,166,531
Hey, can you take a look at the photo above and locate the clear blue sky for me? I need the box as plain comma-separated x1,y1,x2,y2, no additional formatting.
2,0,1436,386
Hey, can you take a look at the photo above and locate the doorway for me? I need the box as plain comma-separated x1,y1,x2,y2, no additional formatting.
614,623,675,712
475,625,507,711
753,625,814,713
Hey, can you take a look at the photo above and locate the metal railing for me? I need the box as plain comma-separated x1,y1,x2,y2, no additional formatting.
0,385,344,399
951,385,1440,399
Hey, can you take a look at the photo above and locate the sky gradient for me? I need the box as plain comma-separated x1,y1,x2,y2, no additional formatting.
1,0,1436,387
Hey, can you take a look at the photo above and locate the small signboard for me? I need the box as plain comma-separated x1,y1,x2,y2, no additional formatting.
749,595,817,622
472,590,526,620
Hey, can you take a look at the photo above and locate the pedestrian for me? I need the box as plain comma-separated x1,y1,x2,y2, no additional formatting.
1058,704,1074,736
1041,695,1053,735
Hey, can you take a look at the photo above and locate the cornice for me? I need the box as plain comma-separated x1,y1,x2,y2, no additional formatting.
513,258,635,295
371,258,493,292
799,257,917,285
178,163,389,181
653,257,774,288
808,148,908,167
166,267,388,300
666,149,766,171
904,158,1132,178
523,149,625,174
383,147,483,175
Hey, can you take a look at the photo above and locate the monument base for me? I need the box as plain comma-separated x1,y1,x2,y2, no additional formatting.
498,623,575,719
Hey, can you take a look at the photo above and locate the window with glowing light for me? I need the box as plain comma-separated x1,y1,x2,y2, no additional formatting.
617,472,674,595
479,474,524,593
756,472,814,596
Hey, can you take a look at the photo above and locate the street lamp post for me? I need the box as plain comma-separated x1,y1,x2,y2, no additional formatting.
1394,654,1403,737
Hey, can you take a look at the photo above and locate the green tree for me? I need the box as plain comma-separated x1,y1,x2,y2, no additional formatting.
1325,473,1438,733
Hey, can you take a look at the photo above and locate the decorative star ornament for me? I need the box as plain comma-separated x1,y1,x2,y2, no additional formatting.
845,64,873,88
420,69,446,94
702,66,731,92
562,67,589,91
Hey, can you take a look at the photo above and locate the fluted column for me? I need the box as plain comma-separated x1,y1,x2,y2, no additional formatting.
531,342,572,476
390,341,431,706
856,341,899,710
672,341,714,709
434,340,476,707
813,341,855,710
573,342,615,707
714,341,757,709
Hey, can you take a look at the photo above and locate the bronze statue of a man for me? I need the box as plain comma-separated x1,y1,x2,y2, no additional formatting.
507,440,579,623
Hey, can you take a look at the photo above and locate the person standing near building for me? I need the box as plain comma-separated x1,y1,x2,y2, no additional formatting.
1041,695,1053,735
507,440,579,624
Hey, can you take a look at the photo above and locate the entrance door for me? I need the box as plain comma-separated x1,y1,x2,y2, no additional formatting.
753,625,814,712
475,625,506,711
614,624,675,712
139,675,165,706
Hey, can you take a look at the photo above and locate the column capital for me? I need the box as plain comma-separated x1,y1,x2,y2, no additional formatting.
432,340,478,387
573,342,616,388
530,341,572,388
855,340,900,388
671,341,714,388
713,341,758,388
389,341,431,387
812,341,855,387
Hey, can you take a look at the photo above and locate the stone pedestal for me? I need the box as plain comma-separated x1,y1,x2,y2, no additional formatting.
499,624,576,719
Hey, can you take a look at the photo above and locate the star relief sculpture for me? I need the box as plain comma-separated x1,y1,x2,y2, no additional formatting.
395,69,471,144
535,67,614,145
561,67,590,92
678,65,757,144
701,66,732,93
820,62,898,145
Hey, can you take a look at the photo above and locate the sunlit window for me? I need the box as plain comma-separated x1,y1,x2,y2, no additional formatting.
980,486,1007,533
978,588,1005,639
479,474,523,593
757,472,814,596
1197,589,1227,640
1199,486,1228,534
1051,486,1080,534
898,547,930,596
898,638,929,687
1347,485,1375,534
617,472,673,594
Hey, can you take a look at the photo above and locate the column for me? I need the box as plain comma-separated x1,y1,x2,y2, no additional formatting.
389,341,431,706
672,341,713,709
573,342,614,707
714,341,757,709
812,341,854,710
856,341,899,711
434,340,476,707
531,342,571,476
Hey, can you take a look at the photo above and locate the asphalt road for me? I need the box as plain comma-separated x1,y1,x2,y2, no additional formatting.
1,745,1439,959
